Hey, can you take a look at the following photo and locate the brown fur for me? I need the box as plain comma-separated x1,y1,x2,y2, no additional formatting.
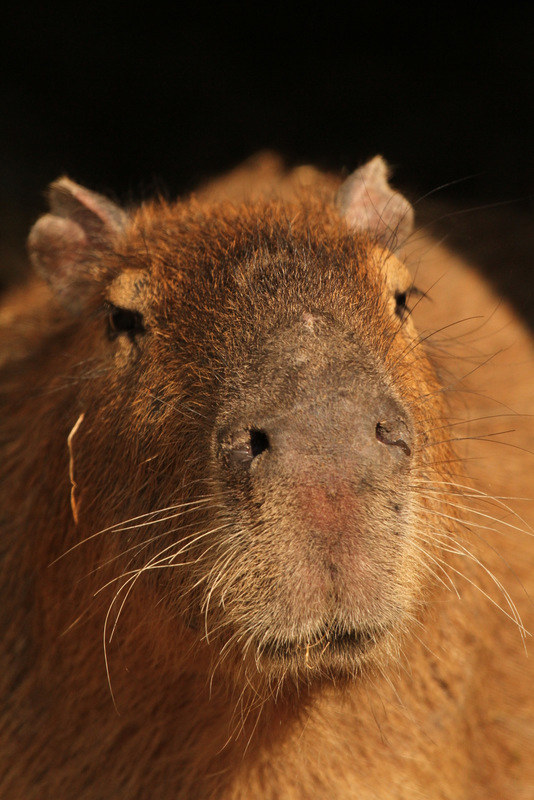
1,155,534,798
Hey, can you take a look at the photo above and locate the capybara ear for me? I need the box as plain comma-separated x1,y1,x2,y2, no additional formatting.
335,156,414,250
28,178,127,312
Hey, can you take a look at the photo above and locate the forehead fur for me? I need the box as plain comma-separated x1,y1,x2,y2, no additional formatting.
117,195,385,323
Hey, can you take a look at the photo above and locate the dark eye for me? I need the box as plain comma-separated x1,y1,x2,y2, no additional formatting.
107,304,145,340
394,290,408,318
394,286,423,320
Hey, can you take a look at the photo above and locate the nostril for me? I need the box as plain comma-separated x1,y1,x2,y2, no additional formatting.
221,427,271,470
375,420,412,456
250,428,270,458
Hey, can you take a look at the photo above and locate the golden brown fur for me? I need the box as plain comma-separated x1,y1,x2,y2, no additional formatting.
1,154,534,798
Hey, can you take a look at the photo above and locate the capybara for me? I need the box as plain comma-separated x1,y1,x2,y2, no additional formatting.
1,154,534,798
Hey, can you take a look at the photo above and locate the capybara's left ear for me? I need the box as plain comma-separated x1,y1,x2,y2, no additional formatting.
335,156,414,250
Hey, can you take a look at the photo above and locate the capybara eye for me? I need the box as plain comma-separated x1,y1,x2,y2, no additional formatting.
107,304,145,340
394,290,408,319
394,286,424,319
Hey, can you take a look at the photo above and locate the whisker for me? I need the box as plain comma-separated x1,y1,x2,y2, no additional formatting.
414,493,533,538
412,531,529,642
53,495,222,563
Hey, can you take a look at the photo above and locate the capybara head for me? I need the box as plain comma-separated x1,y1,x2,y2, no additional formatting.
26,157,449,693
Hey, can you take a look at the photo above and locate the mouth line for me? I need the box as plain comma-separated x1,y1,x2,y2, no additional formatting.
257,625,383,662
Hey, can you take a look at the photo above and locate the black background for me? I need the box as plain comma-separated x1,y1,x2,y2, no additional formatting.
2,5,534,321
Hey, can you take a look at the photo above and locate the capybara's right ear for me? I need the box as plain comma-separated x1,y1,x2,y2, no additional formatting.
28,178,127,312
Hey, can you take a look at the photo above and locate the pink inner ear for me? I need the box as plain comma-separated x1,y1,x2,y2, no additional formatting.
336,157,414,249
28,214,87,275
49,177,127,239
27,177,128,312
27,214,94,311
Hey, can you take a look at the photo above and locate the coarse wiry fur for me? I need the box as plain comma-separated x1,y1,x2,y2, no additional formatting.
1,154,534,799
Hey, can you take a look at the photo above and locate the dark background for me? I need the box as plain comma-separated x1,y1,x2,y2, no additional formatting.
2,6,534,322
